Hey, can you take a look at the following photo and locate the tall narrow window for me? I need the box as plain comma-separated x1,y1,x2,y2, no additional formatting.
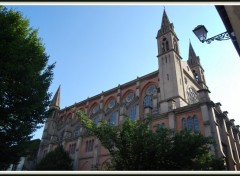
193,116,199,131
187,117,193,130
74,124,81,138
86,140,94,152
109,112,117,125
91,139,94,151
166,41,169,51
167,74,169,80
182,118,187,129
130,105,137,121
162,43,165,52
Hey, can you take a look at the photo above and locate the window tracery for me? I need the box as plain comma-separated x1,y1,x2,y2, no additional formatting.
187,87,199,104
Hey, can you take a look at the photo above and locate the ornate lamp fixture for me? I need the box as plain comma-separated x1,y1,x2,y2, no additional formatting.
193,25,234,44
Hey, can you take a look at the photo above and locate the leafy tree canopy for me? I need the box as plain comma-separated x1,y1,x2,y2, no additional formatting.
35,145,72,171
77,110,226,170
0,6,55,170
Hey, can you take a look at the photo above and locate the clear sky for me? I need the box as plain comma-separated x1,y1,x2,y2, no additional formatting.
5,4,240,140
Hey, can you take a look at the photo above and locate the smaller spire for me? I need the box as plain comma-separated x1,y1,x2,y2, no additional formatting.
188,41,197,59
188,42,200,66
50,85,60,109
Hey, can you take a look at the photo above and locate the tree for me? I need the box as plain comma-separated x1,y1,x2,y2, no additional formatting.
0,6,55,170
35,145,72,170
77,110,226,170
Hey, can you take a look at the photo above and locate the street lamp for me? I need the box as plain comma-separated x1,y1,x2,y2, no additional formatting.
193,25,234,44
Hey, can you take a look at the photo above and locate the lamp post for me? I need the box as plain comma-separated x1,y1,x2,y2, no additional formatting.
193,25,234,44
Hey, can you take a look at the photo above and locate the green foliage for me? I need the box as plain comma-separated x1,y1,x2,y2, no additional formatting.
77,110,225,170
0,6,55,170
35,145,72,170
20,139,41,161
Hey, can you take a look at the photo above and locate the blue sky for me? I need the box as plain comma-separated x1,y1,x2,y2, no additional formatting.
5,4,240,140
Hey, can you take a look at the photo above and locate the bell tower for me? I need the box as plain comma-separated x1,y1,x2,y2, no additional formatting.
157,9,187,113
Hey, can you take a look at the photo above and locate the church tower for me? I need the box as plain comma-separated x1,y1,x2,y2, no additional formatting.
187,42,208,89
157,9,187,113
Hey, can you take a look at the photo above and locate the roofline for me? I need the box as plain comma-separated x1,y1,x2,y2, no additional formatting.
60,70,159,112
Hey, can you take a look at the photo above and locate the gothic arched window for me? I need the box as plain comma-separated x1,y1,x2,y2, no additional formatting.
162,37,169,53
144,85,156,108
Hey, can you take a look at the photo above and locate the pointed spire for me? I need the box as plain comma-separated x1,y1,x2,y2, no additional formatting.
188,42,200,66
161,8,171,29
157,8,176,38
189,41,197,59
50,85,60,109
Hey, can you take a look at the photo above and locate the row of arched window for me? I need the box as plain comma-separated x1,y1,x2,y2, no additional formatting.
182,115,199,131
89,85,157,115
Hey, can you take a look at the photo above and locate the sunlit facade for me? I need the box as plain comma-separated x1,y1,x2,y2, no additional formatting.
37,10,240,171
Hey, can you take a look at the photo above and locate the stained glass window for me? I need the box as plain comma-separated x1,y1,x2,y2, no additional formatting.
144,95,153,108
92,105,99,114
182,118,187,129
108,99,115,109
187,117,193,130
193,116,199,131
109,112,117,125
146,85,157,95
130,105,137,121
126,92,134,103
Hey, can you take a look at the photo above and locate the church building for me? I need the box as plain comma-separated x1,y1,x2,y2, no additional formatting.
37,9,240,170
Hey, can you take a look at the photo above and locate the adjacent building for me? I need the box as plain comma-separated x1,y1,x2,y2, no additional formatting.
37,9,240,170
